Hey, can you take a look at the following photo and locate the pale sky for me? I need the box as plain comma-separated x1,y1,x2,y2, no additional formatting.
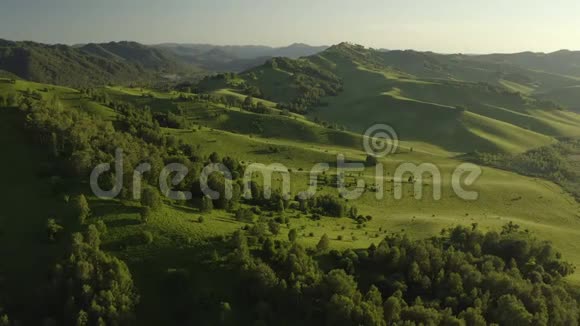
1,0,579,53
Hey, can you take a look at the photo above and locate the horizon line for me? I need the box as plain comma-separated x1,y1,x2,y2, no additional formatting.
2,37,579,55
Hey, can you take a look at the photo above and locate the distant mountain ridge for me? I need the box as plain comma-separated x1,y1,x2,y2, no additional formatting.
0,39,328,86
155,42,328,72
0,39,201,86
79,41,190,72
474,50,580,78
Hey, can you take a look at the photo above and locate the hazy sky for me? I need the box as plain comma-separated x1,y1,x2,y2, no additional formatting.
1,0,579,53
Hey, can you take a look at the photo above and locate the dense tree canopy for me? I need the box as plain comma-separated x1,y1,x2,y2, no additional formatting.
48,226,139,325
216,223,579,326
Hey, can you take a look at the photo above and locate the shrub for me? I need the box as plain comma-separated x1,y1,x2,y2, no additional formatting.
268,221,281,235
288,229,298,242
235,208,255,222
201,195,213,212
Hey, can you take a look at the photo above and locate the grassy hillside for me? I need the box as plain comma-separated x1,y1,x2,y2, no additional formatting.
230,43,580,154
467,139,580,200
378,50,580,93
475,50,580,80
538,85,580,112
0,78,117,119
96,84,453,156
313,47,560,153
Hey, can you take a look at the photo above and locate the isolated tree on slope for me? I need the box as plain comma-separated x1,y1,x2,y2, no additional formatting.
317,234,330,252
288,229,298,243
201,195,214,212
141,187,162,211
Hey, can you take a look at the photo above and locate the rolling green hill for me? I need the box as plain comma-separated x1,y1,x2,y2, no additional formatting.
228,43,580,153
475,50,580,79
377,50,580,92
538,85,580,112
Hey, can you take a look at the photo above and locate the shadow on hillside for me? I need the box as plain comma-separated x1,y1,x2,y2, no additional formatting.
102,233,146,252
320,159,367,168
106,218,141,228
91,200,141,217
170,204,200,215
251,149,279,155
213,217,238,224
